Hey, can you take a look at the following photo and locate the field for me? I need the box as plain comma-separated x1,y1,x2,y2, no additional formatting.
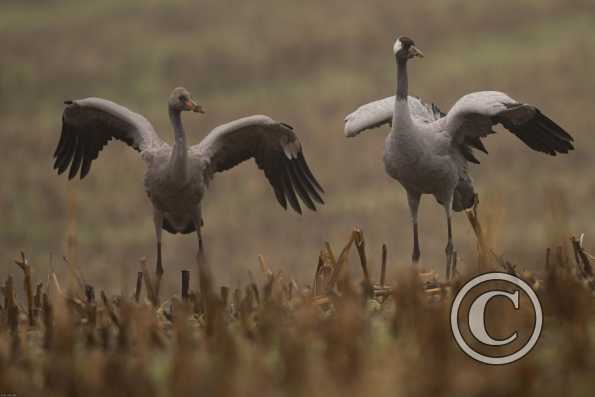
1,225,595,396
1,0,595,395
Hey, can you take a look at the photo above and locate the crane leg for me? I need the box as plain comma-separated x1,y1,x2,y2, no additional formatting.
191,209,211,298
407,191,421,264
444,198,454,279
152,210,164,301
412,224,420,264
190,211,204,260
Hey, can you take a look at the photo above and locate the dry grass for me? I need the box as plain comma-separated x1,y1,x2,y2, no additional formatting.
1,218,595,396
1,1,594,295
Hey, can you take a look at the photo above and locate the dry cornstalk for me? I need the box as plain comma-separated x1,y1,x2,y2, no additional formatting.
181,270,190,301
250,283,260,305
313,252,324,295
196,250,214,299
380,243,387,287
466,204,520,274
140,258,158,306
220,286,229,305
101,290,120,328
134,271,143,303
451,251,459,278
34,282,43,321
15,251,34,326
446,251,459,280
50,272,86,314
425,287,444,296
353,227,371,286
34,283,43,308
311,295,331,306
62,255,86,299
326,230,357,292
465,200,490,269
4,276,19,333
372,285,393,298
571,235,593,278
325,241,337,267
258,255,272,277
85,284,96,304
42,292,52,348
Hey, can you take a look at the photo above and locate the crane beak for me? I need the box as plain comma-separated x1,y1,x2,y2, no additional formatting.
186,100,205,113
409,46,424,58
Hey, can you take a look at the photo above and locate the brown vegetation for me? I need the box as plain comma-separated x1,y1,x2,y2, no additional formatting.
1,1,594,294
1,217,594,396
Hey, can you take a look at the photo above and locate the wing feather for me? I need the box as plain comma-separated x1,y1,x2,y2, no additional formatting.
287,160,316,211
294,153,324,204
281,164,302,214
344,95,444,137
446,91,574,156
53,98,165,179
192,115,324,214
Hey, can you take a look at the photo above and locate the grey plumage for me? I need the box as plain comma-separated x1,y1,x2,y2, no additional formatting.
192,115,324,214
344,95,443,138
53,87,324,288
345,37,574,269
54,98,164,179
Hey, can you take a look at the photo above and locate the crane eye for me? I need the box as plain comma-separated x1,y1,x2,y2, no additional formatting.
179,95,188,102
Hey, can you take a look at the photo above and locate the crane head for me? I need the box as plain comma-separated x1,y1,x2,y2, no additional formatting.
169,87,205,113
393,36,424,60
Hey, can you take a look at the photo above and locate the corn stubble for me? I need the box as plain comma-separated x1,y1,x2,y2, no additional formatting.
0,214,594,396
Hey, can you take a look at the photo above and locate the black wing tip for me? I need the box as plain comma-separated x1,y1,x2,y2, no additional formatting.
297,155,325,201
278,163,302,215
287,160,320,212
505,109,575,156
64,100,74,105
535,110,575,142
296,152,324,193
280,156,326,214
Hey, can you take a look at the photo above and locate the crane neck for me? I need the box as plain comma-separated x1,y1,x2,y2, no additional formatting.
396,57,409,101
393,56,413,129
168,107,188,182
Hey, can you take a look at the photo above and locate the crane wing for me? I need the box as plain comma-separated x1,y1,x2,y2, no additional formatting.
53,98,166,179
192,115,324,214
344,95,444,137
445,91,574,156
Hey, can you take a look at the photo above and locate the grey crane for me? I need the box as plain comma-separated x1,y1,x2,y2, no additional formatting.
344,36,574,270
53,87,324,293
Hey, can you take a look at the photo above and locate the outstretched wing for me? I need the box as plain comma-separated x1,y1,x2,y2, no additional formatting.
344,95,444,137
192,115,324,214
445,91,574,157
53,98,166,179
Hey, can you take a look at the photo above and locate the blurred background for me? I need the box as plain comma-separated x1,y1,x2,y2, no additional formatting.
1,0,593,296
